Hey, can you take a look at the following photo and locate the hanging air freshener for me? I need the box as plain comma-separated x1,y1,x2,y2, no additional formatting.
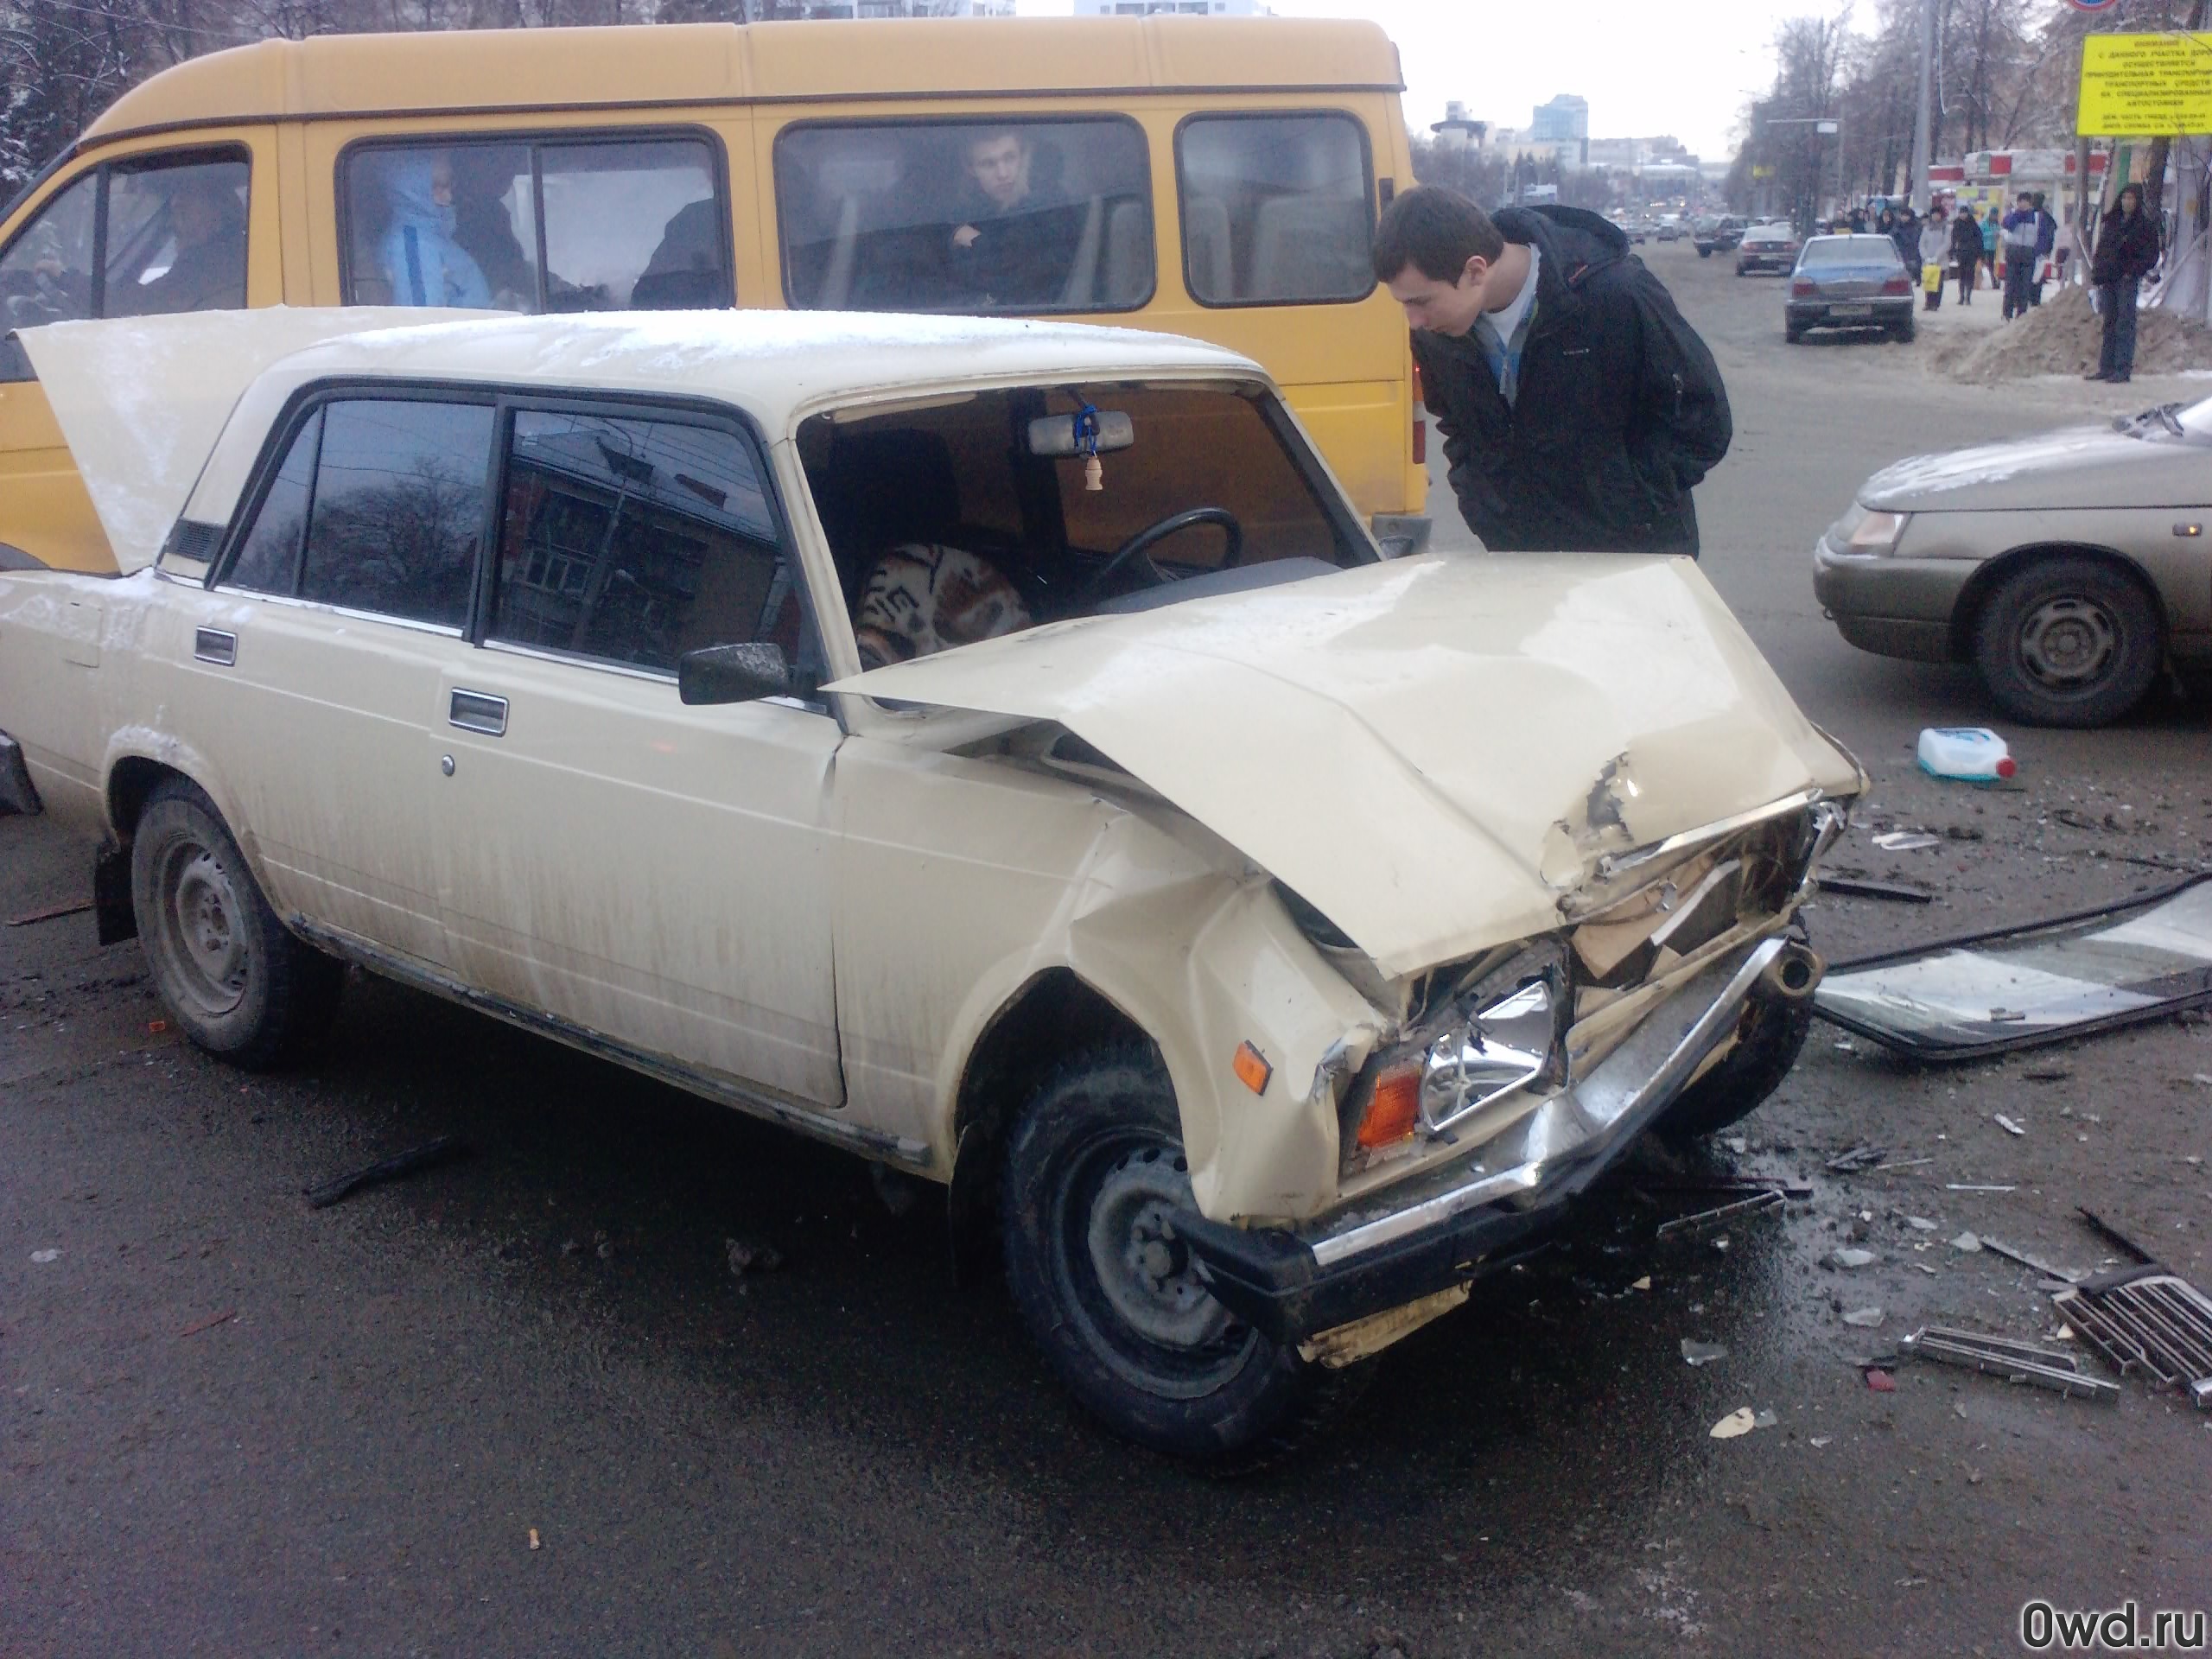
1075,403,1104,492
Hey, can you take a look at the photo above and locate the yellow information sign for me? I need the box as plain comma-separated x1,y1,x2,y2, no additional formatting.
2079,33,2212,137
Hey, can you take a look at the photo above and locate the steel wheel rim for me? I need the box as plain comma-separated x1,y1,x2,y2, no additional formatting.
1052,1129,1254,1399
155,836,250,1019
2017,594,2119,690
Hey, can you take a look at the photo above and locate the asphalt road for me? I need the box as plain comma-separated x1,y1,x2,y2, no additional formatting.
7,246,2211,1658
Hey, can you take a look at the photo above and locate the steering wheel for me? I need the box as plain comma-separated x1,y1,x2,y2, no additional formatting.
1075,507,1244,607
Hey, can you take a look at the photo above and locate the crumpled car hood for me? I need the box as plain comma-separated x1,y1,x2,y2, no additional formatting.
1861,423,2212,512
22,307,485,574
830,554,1863,978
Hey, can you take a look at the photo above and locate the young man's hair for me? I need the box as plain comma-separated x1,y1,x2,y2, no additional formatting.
1371,185,1506,284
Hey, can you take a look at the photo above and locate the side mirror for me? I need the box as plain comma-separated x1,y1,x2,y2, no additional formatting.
677,641,806,706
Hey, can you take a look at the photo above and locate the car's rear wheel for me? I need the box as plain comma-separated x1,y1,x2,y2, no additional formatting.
1890,318,1916,343
131,779,341,1069
1785,323,1806,344
1972,555,2162,728
1001,1042,1369,1471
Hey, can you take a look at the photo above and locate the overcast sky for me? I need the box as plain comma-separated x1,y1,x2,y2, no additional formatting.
1016,0,1858,162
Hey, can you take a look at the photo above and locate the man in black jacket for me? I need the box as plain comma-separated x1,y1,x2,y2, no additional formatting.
1372,186,1731,556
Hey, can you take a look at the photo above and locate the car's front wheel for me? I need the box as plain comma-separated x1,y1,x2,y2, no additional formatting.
1001,1043,1368,1471
131,779,342,1068
1655,925,1817,1140
1972,554,2162,728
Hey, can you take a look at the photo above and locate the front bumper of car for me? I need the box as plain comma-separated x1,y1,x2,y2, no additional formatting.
1173,929,1822,1347
1812,520,1974,661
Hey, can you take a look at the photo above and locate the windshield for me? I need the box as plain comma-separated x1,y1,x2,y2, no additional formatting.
1802,236,1901,266
798,380,1370,669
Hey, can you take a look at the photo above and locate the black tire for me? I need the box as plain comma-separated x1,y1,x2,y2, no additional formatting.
1001,1042,1370,1471
130,779,341,1069
1890,319,1916,343
1656,970,1816,1141
1971,554,2162,728
1699,245,1713,257
1784,325,1805,344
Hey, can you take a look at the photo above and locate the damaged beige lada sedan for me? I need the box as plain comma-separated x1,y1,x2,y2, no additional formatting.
0,308,1862,1466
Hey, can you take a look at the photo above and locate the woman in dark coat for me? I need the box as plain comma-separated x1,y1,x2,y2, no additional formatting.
2088,183,2163,384
1949,205,1984,304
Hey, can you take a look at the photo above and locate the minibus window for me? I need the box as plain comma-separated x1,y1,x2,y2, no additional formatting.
773,118,1153,315
104,155,250,318
1175,113,1374,307
341,135,728,314
0,172,96,380
2,147,250,380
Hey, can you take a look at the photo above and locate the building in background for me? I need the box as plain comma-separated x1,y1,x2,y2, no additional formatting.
1529,94,1589,166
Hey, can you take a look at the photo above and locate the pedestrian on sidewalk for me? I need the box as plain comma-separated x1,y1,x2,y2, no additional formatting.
2088,182,2161,384
2030,193,2057,306
1951,205,1983,304
1918,206,1949,310
1891,204,1923,288
1980,207,1999,289
2000,192,2039,320
1372,184,1731,556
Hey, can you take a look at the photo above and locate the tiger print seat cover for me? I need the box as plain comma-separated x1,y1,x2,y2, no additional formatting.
852,543,1033,670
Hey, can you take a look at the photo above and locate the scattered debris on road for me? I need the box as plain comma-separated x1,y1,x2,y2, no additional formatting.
1949,1232,1983,1253
178,1309,237,1338
1899,1325,2119,1403
1816,876,1934,905
1870,830,1941,852
1842,1306,1885,1327
1813,875,2212,1061
1655,1189,1785,1241
1978,1236,2078,1283
1681,1338,1728,1367
1864,1367,1896,1392
2054,1270,2212,1409
29,1248,60,1263
304,1135,472,1210
1831,1248,1876,1269
5,898,93,927
1993,1114,2026,1136
726,1237,785,1277
1826,1144,1885,1173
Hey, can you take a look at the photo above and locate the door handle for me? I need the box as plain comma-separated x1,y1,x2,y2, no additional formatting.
448,688,508,736
194,627,237,666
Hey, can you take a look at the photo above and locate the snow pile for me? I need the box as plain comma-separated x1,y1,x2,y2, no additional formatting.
1924,282,2212,382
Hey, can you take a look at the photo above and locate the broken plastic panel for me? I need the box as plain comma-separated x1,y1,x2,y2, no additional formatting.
1811,874,2212,1061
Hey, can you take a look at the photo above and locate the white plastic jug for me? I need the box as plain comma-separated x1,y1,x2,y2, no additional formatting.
1917,726,2016,781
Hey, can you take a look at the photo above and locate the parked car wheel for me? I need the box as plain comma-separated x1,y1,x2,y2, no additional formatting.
1784,324,1806,344
1889,318,1916,344
130,779,342,1068
1001,1042,1369,1471
1655,931,1816,1140
1971,555,2162,728
1699,245,1713,257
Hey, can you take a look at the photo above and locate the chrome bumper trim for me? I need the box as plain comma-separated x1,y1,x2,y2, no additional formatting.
1307,937,1788,1269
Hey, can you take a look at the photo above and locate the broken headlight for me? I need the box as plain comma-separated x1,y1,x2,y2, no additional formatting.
1343,941,1571,1156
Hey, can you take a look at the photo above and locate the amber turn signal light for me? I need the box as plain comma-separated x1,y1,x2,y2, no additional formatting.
1357,1063,1421,1150
1232,1041,1273,1096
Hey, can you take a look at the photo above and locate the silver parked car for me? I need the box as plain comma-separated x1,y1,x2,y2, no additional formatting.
1787,235,1915,344
1815,400,2212,726
1735,222,1800,275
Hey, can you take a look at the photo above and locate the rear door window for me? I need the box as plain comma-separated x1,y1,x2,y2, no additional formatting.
488,407,800,675
296,398,496,628
1175,113,1373,306
341,135,728,313
773,118,1153,314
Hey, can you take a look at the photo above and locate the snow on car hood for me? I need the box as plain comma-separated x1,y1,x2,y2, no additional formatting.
21,307,484,573
1861,423,2212,513
830,554,1864,979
